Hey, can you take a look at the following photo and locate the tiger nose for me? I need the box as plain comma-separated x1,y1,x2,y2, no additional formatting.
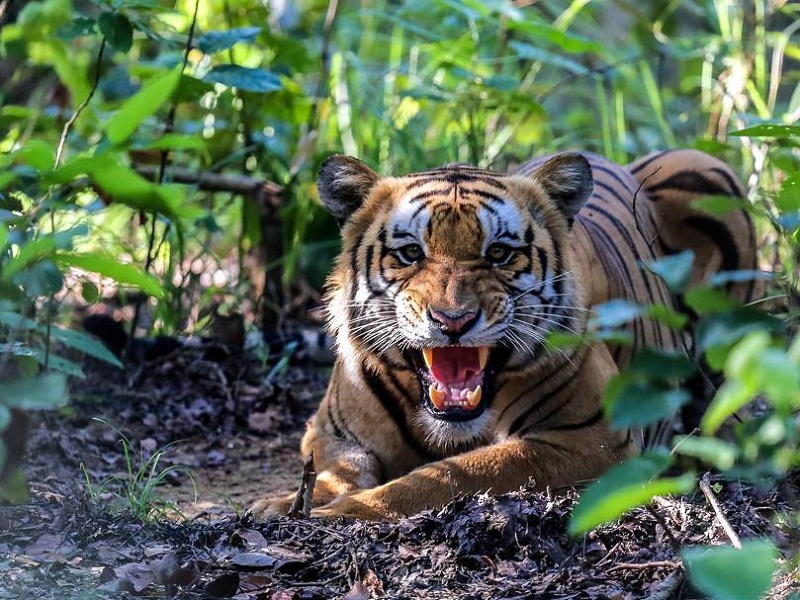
428,308,480,338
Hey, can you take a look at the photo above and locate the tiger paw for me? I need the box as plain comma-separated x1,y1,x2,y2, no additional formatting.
248,492,297,520
310,490,396,521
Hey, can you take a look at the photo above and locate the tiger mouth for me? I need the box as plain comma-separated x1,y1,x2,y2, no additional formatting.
415,346,492,421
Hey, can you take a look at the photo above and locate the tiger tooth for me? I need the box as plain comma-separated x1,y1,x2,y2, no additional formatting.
466,385,483,408
422,348,433,369
428,384,447,409
478,347,489,370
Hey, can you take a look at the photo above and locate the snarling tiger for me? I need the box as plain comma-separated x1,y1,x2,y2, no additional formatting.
251,149,759,520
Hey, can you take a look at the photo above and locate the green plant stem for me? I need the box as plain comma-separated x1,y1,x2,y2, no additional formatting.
128,0,200,344
54,38,106,169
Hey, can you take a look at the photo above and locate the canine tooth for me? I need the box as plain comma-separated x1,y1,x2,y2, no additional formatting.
422,348,433,369
465,385,483,408
429,384,447,409
478,347,489,370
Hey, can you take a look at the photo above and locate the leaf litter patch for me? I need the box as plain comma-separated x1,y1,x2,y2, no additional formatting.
0,344,798,598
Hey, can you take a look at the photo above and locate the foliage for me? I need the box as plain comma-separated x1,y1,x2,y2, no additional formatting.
81,423,194,520
2,0,800,593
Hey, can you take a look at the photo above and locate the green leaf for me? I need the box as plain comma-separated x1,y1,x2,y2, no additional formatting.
628,349,695,379
696,308,781,360
682,540,777,600
2,226,88,281
0,374,68,409
106,68,181,145
509,41,588,74
684,286,739,314
0,468,30,503
0,405,10,431
14,139,55,172
13,260,64,298
98,11,133,53
137,134,208,153
590,300,643,329
173,75,215,104
729,123,800,137
35,351,86,378
642,250,694,293
691,195,751,216
205,65,282,93
81,281,99,303
569,452,695,535
776,172,800,212
604,377,691,429
708,270,771,287
197,26,261,54
645,303,688,329
673,436,738,470
505,19,601,53
702,379,754,435
0,311,38,331
54,252,164,298
46,326,123,367
57,16,96,39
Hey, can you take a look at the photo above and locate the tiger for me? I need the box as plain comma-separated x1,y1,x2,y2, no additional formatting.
251,149,759,520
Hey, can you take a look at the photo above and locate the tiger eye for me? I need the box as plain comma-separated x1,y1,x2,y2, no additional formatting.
397,243,424,264
486,243,513,265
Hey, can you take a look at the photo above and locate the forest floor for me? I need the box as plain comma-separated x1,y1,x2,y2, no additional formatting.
1,340,799,599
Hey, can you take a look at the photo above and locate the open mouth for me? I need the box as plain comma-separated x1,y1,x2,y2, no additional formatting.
417,346,491,421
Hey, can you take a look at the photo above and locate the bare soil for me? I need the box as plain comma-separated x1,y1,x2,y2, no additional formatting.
1,343,798,599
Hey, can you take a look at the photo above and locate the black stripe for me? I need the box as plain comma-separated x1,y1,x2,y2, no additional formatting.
709,166,744,197
647,170,734,197
590,163,638,194
544,409,604,432
683,215,740,271
628,150,673,176
361,365,431,459
507,353,587,435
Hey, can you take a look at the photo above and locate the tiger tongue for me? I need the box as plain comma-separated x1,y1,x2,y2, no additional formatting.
425,346,485,384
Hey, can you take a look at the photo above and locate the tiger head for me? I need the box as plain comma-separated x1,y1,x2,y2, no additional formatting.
318,154,593,441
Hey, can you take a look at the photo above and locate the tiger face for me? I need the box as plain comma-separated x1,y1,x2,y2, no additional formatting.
319,154,593,443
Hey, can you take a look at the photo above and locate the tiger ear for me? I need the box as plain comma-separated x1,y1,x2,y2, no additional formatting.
317,155,381,225
532,153,593,227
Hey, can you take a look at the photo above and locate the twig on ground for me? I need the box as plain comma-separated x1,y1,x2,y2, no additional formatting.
645,570,683,600
288,453,317,519
699,472,742,548
645,504,681,551
607,560,680,572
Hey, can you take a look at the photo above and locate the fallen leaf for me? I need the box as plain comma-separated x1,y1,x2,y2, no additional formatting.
343,581,369,600
204,571,239,597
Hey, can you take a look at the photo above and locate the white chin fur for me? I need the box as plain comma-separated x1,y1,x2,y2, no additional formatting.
414,408,492,453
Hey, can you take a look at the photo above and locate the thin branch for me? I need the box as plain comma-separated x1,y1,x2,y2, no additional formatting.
133,165,282,210
287,453,317,518
129,0,200,344
699,472,742,549
55,38,107,168
607,560,680,572
631,166,662,250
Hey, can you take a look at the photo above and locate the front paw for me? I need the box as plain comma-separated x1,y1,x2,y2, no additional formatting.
249,492,297,520
311,491,395,521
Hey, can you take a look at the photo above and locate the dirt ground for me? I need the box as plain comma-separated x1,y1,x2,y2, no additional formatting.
1,341,799,599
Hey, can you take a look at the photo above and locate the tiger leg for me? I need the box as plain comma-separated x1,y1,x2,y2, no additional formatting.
310,427,624,520
311,350,629,520
250,427,383,518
